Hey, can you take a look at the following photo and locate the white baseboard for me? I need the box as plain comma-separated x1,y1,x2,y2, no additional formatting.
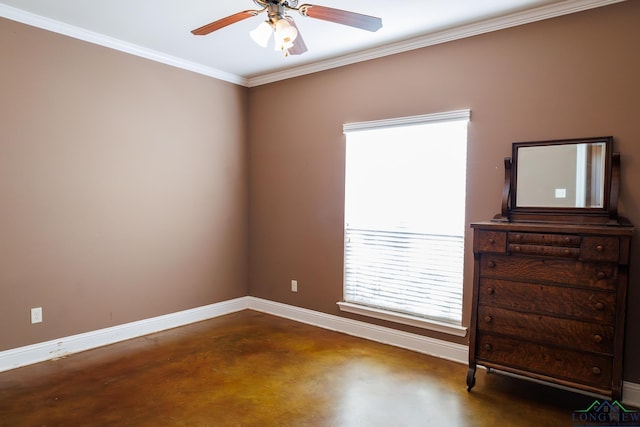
1,296,638,408
0,296,467,372
623,381,640,408
246,297,468,364
0,297,249,373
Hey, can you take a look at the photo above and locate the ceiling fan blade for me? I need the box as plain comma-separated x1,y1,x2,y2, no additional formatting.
298,4,382,32
191,10,259,35
286,17,308,56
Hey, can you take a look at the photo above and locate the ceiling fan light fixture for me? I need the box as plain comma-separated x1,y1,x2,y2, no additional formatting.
250,20,273,48
274,18,298,51
192,2,381,58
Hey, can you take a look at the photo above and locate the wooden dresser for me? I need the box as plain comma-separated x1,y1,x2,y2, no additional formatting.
467,220,633,399
467,137,635,399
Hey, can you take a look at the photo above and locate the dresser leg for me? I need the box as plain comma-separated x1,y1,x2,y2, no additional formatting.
466,364,477,391
612,386,621,402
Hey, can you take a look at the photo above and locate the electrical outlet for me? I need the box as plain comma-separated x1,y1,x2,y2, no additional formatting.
31,307,43,324
291,280,298,292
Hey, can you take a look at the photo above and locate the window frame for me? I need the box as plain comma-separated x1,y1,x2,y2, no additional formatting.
338,109,470,337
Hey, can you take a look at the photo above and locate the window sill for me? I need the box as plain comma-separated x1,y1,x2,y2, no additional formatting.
337,302,468,338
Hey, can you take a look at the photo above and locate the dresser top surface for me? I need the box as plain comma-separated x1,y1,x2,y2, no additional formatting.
471,220,634,236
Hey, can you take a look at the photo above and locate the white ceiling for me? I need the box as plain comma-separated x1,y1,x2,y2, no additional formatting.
0,0,624,86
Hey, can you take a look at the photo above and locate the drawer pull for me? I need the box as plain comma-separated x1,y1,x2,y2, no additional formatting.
565,237,572,243
484,344,492,351
564,249,570,255
597,271,607,279
593,334,603,344
488,261,496,268
514,234,522,241
488,238,495,244
592,367,601,375
514,246,521,252
594,302,605,310
486,287,495,295
596,245,605,252
484,316,493,323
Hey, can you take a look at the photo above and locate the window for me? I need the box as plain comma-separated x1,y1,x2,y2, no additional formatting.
339,110,470,336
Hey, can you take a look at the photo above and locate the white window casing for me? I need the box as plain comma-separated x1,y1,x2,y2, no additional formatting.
340,110,470,337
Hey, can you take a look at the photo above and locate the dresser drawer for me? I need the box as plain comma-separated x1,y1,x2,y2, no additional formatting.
480,255,617,290
580,236,620,262
477,305,614,354
509,232,581,247
508,244,580,258
475,230,507,253
476,333,613,389
478,278,616,324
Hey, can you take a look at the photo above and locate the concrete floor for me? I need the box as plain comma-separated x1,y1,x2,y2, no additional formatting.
0,310,615,426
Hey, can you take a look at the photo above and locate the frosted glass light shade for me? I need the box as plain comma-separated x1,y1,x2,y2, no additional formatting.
274,19,297,51
250,21,273,48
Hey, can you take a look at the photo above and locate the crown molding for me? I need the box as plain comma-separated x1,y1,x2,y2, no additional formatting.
247,0,626,87
0,4,248,87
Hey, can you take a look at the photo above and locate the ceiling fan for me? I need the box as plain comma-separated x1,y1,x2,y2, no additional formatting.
191,0,382,56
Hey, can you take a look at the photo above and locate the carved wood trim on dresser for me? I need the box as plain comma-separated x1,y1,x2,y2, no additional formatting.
467,221,634,400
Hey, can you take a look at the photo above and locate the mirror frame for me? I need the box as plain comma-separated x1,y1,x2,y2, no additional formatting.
496,136,621,224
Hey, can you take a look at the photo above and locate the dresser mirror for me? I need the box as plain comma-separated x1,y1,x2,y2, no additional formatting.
498,136,622,224
515,139,608,208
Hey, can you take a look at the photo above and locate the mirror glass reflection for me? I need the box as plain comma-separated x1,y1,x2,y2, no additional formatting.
515,142,607,208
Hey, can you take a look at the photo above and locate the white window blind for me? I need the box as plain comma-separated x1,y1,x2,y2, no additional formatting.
343,110,469,325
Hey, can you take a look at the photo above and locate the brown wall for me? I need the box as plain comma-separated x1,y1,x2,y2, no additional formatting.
247,1,640,382
0,18,249,350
